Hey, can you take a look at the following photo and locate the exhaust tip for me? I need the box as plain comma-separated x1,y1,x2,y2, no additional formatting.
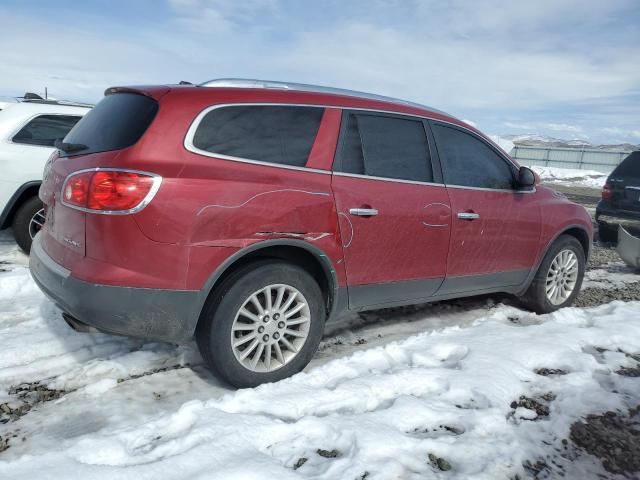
62,313,100,333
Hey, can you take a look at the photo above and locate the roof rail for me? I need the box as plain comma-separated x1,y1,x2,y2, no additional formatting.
15,93,93,108
199,78,447,115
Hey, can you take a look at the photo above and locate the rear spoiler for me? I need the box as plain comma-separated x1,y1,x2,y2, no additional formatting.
104,86,171,101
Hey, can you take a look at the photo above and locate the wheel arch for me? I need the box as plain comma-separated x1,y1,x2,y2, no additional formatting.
517,224,592,296
0,181,41,229
193,239,341,334
561,226,591,260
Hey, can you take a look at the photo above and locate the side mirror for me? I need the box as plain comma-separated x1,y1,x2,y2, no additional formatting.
517,166,536,189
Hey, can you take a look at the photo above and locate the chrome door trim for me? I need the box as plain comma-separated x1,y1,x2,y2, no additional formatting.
333,171,444,188
446,183,536,194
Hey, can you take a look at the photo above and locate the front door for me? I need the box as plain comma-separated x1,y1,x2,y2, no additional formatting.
331,111,451,308
429,122,541,294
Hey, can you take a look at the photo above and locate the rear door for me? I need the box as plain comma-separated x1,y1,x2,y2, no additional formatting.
331,111,451,308
609,152,640,213
430,122,541,294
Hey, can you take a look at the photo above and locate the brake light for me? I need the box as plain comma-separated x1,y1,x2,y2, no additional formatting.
62,169,161,213
601,181,613,201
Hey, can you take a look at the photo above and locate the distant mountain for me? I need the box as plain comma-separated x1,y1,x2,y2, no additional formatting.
503,133,639,151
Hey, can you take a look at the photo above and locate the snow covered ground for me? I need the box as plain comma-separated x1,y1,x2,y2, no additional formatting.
0,229,639,479
529,166,609,189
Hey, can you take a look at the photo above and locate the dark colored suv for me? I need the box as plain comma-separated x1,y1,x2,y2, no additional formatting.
596,151,640,242
30,79,593,387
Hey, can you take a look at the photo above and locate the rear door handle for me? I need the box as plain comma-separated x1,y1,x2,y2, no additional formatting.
349,208,379,217
457,212,480,220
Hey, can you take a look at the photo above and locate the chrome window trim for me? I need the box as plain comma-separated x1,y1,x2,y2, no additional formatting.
333,171,444,188
183,103,331,175
428,120,537,193
446,183,536,194
8,113,83,147
183,102,529,193
60,167,163,215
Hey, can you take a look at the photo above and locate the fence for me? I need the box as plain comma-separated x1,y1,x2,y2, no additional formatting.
510,145,633,174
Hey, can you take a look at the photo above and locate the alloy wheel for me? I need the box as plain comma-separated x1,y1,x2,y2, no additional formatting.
231,284,311,372
546,249,579,305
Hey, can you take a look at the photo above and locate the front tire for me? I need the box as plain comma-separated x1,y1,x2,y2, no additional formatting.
196,260,326,388
12,196,45,254
520,235,585,314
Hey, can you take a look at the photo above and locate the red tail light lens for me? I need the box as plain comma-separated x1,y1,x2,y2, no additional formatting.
62,169,161,213
601,181,613,201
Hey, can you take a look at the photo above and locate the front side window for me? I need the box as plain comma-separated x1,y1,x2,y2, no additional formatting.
432,123,515,190
13,115,82,147
192,105,324,167
337,113,433,182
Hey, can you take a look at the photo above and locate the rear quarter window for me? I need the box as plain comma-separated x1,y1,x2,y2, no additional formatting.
612,152,640,177
191,105,324,167
61,93,158,156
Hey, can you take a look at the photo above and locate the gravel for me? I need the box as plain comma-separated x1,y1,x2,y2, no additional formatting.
570,407,640,476
575,243,640,307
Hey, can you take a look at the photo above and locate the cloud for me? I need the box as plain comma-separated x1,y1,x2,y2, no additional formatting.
167,0,279,33
0,0,637,144
542,123,583,133
601,127,640,140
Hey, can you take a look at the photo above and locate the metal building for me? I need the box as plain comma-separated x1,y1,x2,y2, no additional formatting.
510,145,634,173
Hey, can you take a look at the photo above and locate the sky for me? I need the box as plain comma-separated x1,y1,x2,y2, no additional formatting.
0,0,638,145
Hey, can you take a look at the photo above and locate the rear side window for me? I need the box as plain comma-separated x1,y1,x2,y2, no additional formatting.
62,93,158,156
337,113,433,182
13,115,81,147
432,123,514,190
612,152,640,177
192,105,324,167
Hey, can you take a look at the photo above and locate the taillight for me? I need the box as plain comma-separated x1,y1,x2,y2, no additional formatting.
601,181,613,201
62,169,161,214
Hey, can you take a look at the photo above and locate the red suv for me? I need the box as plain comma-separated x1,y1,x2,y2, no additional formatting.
30,79,593,387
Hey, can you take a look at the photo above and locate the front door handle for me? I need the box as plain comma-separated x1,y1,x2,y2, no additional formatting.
457,212,480,220
349,208,379,217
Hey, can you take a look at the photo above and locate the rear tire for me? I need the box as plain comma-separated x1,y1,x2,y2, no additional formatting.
520,234,585,314
12,196,44,254
597,221,617,244
196,260,326,388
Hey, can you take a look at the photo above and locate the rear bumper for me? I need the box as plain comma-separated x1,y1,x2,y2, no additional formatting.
596,201,640,231
29,234,201,343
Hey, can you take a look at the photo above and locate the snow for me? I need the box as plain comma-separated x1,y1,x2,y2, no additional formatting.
0,231,639,479
503,134,592,148
584,262,640,290
529,165,609,189
488,134,515,155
